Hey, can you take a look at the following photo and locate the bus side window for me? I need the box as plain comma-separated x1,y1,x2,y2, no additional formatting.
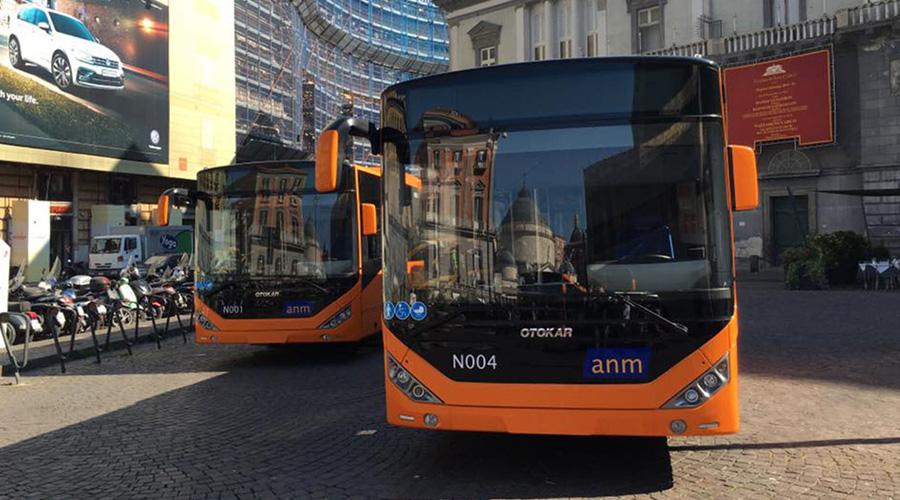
359,171,382,287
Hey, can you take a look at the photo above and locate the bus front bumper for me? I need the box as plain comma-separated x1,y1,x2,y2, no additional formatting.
194,316,367,344
385,378,739,437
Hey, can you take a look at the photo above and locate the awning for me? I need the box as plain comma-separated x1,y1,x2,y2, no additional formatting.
818,188,900,196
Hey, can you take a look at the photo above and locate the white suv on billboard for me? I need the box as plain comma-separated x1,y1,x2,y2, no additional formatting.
7,5,124,91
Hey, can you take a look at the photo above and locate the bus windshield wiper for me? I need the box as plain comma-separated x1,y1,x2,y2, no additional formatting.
259,275,331,294
596,291,689,336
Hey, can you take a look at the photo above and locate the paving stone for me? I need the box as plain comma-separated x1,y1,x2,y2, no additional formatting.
0,280,898,498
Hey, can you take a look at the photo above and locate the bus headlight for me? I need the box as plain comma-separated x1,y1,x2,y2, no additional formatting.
387,354,442,404
663,353,729,409
318,305,351,329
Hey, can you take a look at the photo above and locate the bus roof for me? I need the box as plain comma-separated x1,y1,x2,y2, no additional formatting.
384,56,718,96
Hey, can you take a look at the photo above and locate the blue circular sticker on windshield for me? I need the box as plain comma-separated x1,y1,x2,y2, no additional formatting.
395,301,411,320
384,302,395,320
410,301,427,321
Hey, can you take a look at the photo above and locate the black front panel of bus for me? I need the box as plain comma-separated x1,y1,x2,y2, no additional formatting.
389,293,732,384
198,279,356,320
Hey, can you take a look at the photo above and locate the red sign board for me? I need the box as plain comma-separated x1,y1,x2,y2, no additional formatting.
724,49,834,148
49,201,73,215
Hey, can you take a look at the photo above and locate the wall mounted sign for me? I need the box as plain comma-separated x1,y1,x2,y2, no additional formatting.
724,49,834,148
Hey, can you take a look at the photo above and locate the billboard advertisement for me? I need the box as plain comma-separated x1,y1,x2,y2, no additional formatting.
0,0,168,162
724,49,834,149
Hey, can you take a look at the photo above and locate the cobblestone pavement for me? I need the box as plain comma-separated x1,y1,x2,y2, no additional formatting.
1,280,898,499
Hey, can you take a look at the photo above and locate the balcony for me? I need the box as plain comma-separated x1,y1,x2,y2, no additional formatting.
646,0,900,58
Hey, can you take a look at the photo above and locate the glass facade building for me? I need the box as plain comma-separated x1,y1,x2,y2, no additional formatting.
235,0,448,161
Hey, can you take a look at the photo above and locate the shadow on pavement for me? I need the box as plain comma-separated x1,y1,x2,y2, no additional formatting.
390,433,673,498
670,436,900,452
0,348,673,498
737,280,900,390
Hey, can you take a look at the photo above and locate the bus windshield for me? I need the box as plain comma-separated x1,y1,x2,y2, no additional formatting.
390,120,731,303
195,163,357,284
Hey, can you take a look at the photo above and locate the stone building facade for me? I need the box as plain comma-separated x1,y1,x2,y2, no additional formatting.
434,0,900,260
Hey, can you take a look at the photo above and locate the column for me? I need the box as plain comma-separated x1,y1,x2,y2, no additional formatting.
515,6,526,62
450,24,460,70
543,0,553,58
598,5,608,55
570,0,579,56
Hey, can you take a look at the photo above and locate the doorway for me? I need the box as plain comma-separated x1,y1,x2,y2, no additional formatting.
771,195,809,263
50,214,74,267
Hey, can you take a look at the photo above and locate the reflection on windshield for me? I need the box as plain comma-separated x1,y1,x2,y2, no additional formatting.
196,169,356,281
385,114,731,305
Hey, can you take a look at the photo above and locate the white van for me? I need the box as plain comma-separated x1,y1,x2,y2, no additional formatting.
89,226,192,274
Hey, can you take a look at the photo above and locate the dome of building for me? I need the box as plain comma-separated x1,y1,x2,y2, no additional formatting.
500,187,550,227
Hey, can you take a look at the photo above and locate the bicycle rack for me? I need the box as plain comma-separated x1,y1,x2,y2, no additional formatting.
132,296,163,350
103,303,135,359
45,306,89,374
162,298,189,344
1,313,33,385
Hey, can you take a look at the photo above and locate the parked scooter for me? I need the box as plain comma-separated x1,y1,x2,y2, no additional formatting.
6,262,43,344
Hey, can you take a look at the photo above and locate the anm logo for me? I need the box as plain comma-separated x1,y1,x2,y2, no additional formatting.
284,300,314,317
582,347,651,381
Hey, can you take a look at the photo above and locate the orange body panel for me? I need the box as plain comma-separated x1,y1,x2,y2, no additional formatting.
382,317,739,436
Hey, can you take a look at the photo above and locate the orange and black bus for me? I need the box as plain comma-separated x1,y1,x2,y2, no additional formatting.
158,160,384,345
318,57,759,436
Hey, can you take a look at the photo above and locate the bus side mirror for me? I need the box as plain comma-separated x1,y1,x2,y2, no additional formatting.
361,203,377,236
728,145,759,211
157,194,171,226
157,188,193,226
316,130,340,193
316,117,380,193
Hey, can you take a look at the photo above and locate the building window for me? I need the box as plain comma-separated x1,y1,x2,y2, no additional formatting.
530,6,546,61
474,149,488,173
556,0,573,58
559,39,572,58
585,0,600,57
586,32,599,57
474,182,485,229
636,5,662,52
258,209,269,228
432,149,441,170
451,182,461,224
479,46,497,66
765,0,803,27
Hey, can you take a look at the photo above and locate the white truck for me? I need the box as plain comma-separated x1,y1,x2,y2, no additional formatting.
89,225,193,274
